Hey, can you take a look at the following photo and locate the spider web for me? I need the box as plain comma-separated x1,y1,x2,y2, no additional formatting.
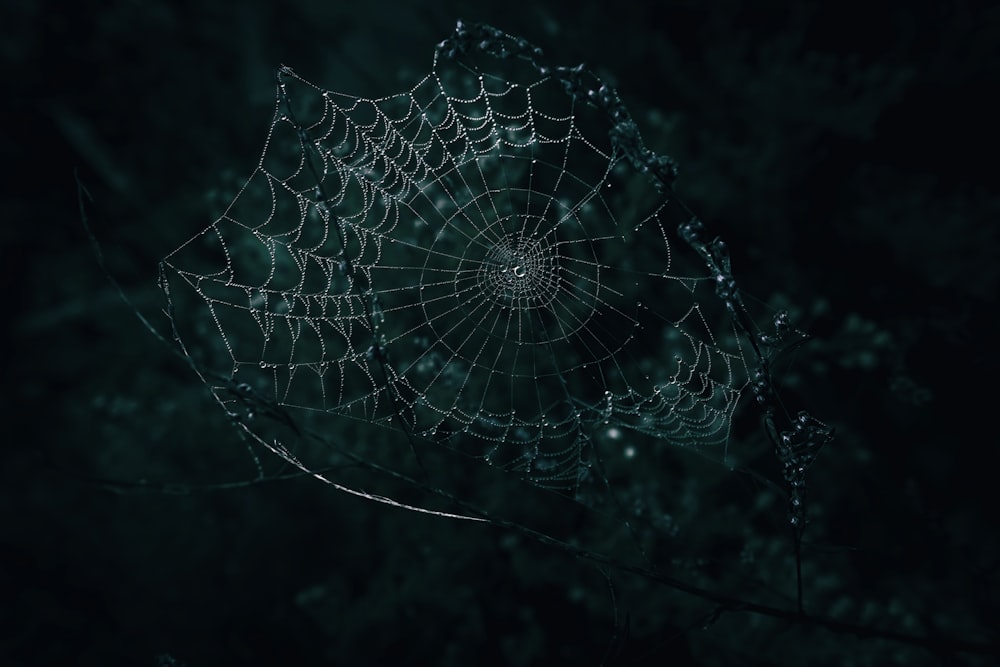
161,26,754,490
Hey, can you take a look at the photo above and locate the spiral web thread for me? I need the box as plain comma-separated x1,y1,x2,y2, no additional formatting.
161,23,759,490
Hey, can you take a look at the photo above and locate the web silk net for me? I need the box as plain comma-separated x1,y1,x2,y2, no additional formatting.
161,23,761,491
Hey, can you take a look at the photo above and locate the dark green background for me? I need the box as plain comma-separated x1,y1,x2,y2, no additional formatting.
4,1,998,665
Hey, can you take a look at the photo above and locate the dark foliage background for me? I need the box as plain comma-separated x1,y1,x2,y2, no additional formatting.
3,1,998,665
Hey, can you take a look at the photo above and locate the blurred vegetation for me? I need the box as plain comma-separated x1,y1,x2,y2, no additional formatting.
4,0,998,665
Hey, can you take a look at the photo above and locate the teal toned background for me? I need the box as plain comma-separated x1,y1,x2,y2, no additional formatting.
4,1,998,665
